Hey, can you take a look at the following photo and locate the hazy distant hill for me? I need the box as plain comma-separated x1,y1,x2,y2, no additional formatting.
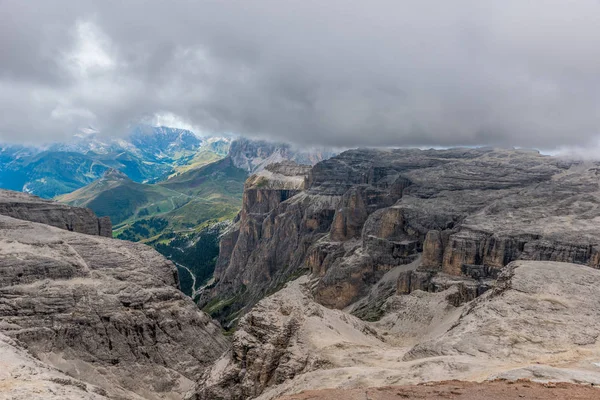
0,126,230,198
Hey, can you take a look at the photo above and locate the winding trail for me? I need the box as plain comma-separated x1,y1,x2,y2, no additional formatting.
176,262,199,299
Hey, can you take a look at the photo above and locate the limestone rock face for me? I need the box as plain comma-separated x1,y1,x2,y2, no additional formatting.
0,189,112,237
330,185,396,241
421,230,446,270
0,332,111,400
404,261,600,363
190,277,380,400
193,262,600,400
200,163,327,324
206,148,600,323
0,212,227,399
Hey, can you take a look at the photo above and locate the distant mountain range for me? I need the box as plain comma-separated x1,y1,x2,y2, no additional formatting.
0,126,231,198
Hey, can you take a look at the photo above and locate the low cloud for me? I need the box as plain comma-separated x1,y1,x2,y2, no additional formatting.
2,0,600,149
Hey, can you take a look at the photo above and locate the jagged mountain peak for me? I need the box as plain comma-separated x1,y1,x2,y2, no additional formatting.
227,137,336,173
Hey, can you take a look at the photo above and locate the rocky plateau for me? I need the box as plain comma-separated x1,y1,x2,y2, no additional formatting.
194,148,600,399
4,148,600,400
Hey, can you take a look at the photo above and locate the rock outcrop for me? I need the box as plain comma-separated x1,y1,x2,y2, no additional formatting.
404,260,600,363
191,277,382,400
0,189,111,237
203,148,600,325
193,261,600,400
228,138,335,173
0,192,227,400
201,161,317,325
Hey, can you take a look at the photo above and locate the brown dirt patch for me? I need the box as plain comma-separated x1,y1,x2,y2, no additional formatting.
277,379,600,400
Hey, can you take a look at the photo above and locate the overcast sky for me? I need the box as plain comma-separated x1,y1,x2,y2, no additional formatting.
2,0,600,149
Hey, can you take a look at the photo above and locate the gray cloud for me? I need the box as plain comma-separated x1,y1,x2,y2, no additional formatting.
2,0,600,148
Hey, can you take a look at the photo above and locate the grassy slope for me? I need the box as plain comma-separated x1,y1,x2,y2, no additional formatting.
170,149,224,176
57,176,185,226
57,155,247,297
58,156,247,240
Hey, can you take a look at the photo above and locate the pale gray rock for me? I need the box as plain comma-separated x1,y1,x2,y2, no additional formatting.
190,277,381,400
0,189,111,236
404,260,600,363
193,261,600,400
0,332,114,400
0,213,227,399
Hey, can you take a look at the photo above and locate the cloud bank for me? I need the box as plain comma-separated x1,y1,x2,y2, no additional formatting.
2,0,600,148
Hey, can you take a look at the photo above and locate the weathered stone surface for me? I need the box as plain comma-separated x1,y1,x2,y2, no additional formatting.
200,163,332,324
207,148,600,322
0,189,112,237
404,261,600,363
0,332,112,400
313,249,375,309
0,213,227,400
194,262,600,400
330,186,396,241
421,230,447,269
397,270,492,307
190,277,381,400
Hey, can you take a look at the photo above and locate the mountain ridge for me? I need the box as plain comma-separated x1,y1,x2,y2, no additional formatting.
0,126,231,198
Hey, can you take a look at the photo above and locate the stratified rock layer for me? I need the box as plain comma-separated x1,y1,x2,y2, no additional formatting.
0,192,227,400
204,148,600,325
0,189,111,236
0,332,111,400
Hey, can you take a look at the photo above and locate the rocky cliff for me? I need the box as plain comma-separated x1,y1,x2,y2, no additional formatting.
228,138,336,173
203,148,600,326
202,161,313,325
194,146,600,397
0,189,111,236
0,190,227,399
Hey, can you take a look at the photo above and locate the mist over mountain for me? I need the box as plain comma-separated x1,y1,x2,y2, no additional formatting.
0,126,231,198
